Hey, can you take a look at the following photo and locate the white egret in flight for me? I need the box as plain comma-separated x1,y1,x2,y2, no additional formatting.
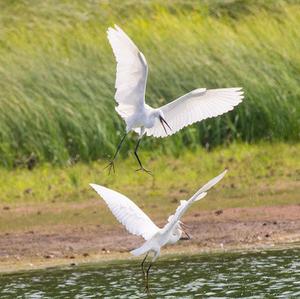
106,24,244,173
90,169,227,292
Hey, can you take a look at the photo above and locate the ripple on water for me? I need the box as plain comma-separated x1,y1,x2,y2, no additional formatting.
0,248,299,298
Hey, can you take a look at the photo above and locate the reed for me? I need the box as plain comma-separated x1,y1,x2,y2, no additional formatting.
0,0,299,167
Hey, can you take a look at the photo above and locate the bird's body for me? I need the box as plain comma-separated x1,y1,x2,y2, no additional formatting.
125,106,160,136
131,223,181,258
90,169,227,291
106,25,244,173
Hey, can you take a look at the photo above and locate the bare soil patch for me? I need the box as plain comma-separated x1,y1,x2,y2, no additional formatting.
1,204,300,273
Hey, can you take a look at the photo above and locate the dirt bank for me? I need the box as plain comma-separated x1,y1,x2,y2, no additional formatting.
1,204,300,273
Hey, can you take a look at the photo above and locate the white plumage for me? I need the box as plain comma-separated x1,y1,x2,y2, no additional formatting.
90,169,227,290
89,184,159,241
145,88,244,138
107,25,147,121
106,25,244,172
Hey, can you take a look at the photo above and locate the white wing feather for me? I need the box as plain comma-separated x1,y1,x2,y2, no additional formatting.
107,25,148,119
162,169,227,233
90,184,159,240
146,88,244,138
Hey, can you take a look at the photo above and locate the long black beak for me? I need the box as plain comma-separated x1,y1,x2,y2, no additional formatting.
181,228,191,240
180,223,191,240
180,222,191,230
159,116,172,135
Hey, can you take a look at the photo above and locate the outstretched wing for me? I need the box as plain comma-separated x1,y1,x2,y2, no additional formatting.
145,88,244,138
90,184,159,240
162,170,228,233
107,25,148,119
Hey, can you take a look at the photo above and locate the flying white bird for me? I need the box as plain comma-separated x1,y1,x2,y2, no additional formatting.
106,24,244,173
90,169,227,292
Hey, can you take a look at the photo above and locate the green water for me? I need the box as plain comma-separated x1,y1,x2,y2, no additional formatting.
0,248,300,298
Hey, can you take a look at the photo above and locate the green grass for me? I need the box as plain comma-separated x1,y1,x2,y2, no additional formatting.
1,142,299,205
0,142,299,232
0,1,300,167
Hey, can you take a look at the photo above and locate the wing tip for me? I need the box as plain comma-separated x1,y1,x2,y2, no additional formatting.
220,169,228,179
106,24,121,39
89,183,108,194
107,24,126,38
89,183,98,191
214,169,228,185
106,26,114,34
114,24,121,31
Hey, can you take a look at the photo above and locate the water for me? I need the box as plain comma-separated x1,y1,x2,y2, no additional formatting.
0,248,300,298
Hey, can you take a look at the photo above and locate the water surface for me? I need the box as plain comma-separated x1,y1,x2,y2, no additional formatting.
1,248,300,298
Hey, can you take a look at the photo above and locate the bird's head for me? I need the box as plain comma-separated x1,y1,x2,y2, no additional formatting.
154,110,171,135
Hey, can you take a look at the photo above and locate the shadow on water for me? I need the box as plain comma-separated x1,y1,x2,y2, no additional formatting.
0,248,300,298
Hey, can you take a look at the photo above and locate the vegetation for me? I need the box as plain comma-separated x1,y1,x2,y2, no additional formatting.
1,142,299,203
0,142,299,232
0,1,299,167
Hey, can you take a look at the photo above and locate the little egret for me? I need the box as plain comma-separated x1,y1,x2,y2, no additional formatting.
90,169,227,292
106,25,244,173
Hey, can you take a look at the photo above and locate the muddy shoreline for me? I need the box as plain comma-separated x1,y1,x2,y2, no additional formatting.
1,204,300,274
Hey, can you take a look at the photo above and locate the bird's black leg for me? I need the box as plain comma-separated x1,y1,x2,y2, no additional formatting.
105,133,127,174
144,262,152,294
134,138,152,175
141,253,149,287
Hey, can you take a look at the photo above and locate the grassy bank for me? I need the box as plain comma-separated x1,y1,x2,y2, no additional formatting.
0,143,299,273
0,143,299,232
0,1,299,167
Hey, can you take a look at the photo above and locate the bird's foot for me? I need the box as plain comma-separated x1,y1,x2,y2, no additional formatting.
135,167,152,176
104,160,115,174
144,284,150,295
